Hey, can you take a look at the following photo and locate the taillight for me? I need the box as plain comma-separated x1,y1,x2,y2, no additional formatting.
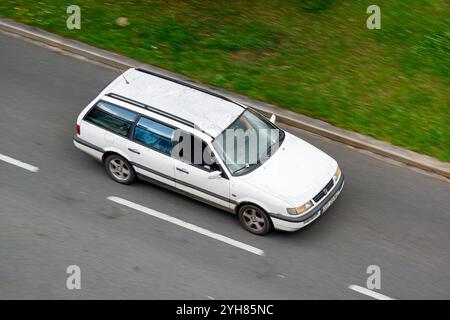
76,124,80,135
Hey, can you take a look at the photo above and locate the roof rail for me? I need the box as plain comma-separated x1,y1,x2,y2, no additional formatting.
134,68,245,109
106,93,195,128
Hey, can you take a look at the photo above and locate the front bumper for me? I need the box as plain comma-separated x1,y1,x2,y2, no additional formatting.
270,174,345,232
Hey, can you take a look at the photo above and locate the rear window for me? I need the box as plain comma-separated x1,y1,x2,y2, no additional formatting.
84,101,138,137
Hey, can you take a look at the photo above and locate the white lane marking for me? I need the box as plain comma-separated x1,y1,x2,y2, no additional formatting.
348,285,395,300
0,153,39,172
107,196,265,256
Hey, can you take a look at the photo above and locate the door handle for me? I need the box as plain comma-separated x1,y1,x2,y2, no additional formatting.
176,167,189,174
128,148,141,154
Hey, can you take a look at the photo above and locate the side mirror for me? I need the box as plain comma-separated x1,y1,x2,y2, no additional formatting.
208,170,222,179
270,114,276,124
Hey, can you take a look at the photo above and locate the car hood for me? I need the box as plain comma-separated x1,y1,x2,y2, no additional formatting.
237,132,337,207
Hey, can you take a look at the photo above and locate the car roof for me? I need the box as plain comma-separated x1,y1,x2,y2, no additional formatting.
107,68,245,137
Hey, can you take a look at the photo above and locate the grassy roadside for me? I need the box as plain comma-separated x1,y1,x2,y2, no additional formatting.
1,0,448,162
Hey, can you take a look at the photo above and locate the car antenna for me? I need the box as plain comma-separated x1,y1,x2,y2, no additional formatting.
122,73,130,84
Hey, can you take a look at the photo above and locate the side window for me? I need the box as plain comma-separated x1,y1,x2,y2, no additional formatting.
173,131,219,171
84,101,137,137
198,140,219,172
134,116,174,155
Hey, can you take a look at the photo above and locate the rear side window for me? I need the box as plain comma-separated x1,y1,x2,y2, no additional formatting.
84,101,138,137
134,116,174,155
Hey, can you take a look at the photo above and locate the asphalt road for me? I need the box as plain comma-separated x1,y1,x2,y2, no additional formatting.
1,32,449,300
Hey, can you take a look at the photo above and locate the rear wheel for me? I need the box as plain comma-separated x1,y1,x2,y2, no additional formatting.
104,154,136,185
238,204,272,235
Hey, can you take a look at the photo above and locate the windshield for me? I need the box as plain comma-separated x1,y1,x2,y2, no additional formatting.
212,109,285,176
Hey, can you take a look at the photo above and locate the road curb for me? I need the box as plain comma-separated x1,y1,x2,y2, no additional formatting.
1,18,449,179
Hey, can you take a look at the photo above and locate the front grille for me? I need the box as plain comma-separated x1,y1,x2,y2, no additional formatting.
313,178,334,203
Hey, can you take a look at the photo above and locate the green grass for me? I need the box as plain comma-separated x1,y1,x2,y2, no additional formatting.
1,0,449,161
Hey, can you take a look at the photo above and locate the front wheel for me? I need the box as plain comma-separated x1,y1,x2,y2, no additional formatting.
104,154,136,185
238,204,272,235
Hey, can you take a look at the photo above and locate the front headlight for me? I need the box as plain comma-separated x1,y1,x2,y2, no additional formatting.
333,166,341,182
287,200,314,215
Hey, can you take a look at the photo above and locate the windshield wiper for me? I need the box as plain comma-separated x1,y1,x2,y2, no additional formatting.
233,159,261,175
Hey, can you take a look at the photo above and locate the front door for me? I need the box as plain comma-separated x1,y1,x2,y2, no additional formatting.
173,135,230,208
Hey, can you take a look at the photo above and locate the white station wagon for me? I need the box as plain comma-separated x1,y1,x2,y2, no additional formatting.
74,68,344,235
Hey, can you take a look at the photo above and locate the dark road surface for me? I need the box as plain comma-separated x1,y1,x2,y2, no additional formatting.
0,32,449,299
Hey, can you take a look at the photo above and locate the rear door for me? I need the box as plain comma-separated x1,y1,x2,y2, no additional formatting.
126,115,176,187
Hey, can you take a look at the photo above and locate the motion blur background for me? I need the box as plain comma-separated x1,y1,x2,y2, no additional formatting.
1,0,448,162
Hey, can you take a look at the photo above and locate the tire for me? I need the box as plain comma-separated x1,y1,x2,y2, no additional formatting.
104,154,136,185
238,204,272,235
